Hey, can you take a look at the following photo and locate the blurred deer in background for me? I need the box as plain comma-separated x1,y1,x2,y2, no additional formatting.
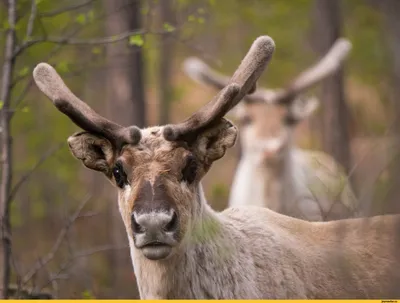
183,38,359,222
32,36,400,299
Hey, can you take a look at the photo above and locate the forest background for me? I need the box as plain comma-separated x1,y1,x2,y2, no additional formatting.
1,0,399,299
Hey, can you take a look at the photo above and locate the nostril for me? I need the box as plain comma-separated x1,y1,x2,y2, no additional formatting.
131,213,145,234
164,211,178,232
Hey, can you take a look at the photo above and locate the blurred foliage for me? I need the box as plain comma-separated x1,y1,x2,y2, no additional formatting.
82,289,96,299
210,183,229,206
0,0,396,298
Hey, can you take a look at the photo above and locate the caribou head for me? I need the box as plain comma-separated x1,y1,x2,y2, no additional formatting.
33,36,275,261
183,38,351,166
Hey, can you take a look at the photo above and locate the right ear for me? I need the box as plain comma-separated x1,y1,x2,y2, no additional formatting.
226,103,248,122
288,96,320,122
67,131,115,177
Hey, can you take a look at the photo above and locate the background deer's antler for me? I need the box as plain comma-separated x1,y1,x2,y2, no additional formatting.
183,38,352,106
163,35,276,143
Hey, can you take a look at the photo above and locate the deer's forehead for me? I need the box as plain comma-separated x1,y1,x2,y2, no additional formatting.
119,128,189,169
245,104,286,135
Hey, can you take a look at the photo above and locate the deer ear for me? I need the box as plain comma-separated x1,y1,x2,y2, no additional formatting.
67,131,115,176
194,119,238,165
226,102,248,121
288,96,320,122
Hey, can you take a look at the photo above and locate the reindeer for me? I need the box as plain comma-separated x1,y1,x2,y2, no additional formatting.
183,38,359,222
33,36,400,299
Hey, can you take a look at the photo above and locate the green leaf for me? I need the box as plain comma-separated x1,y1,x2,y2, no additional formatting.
18,66,29,77
57,61,69,74
129,34,144,47
0,100,3,110
21,106,30,113
75,14,86,25
1,20,10,30
163,22,175,33
91,47,102,55
197,8,205,14
188,15,196,22
197,17,205,24
87,10,95,22
141,6,149,15
82,290,95,299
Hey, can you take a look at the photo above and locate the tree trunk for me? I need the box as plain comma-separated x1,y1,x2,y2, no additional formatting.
312,0,351,174
379,0,400,214
104,0,146,128
103,0,146,297
158,0,174,125
0,0,16,299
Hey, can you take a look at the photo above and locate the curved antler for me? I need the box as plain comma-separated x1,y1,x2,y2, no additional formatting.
163,35,276,143
183,57,274,103
33,63,141,148
183,38,352,106
268,38,352,105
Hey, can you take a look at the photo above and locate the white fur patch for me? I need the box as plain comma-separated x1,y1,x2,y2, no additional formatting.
258,137,285,153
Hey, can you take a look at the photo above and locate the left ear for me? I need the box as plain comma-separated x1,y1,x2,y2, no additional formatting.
193,118,238,165
67,131,115,177
288,96,320,122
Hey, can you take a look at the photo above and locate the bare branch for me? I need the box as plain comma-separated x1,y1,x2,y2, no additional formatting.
4,284,52,299
14,29,169,58
39,0,95,18
8,143,64,203
25,0,37,40
10,27,83,106
37,244,128,293
21,196,92,285
42,266,58,298
0,0,17,298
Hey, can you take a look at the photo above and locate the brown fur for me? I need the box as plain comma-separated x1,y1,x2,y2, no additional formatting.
32,36,400,299
64,122,400,299
227,99,360,221
183,51,359,221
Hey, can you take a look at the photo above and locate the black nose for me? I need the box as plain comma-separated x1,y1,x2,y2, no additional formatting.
131,209,178,235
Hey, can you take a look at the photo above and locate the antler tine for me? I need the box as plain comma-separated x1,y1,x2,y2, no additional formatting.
164,36,275,143
183,57,274,103
184,38,352,108
182,57,229,90
33,63,141,147
265,38,352,105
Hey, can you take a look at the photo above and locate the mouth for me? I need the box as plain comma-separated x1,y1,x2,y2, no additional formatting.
141,242,172,260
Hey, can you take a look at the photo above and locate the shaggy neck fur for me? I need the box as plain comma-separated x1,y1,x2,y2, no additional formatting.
128,184,261,299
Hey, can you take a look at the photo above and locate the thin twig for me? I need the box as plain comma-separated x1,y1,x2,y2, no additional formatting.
39,0,95,18
21,195,92,285
25,0,37,40
10,23,80,108
0,0,17,298
37,244,128,293
8,143,64,203
14,29,165,57
42,264,58,298
4,284,52,299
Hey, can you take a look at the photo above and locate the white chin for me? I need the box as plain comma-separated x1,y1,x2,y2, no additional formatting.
142,245,172,260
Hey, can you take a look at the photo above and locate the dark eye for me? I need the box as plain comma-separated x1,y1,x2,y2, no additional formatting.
239,115,252,126
181,155,197,184
112,161,128,188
